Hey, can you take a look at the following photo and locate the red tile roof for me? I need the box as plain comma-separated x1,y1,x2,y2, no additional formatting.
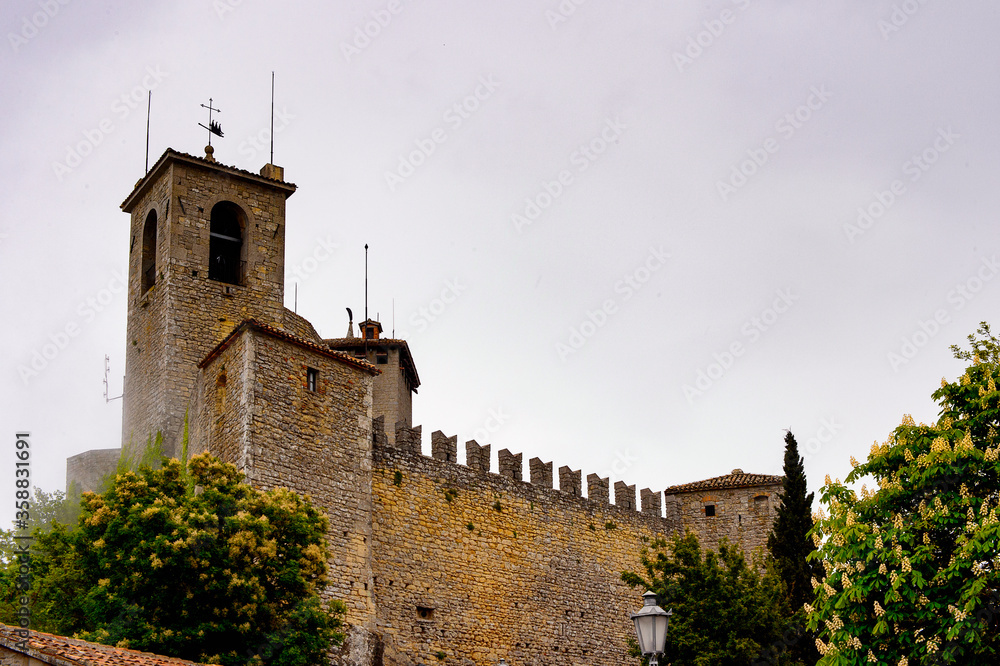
324,337,421,390
664,469,784,494
198,318,380,376
0,624,204,666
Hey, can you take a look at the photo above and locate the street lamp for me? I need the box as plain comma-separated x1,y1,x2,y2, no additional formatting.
631,591,671,666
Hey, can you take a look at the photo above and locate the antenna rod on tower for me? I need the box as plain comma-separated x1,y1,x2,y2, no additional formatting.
270,71,275,164
364,244,369,322
145,91,151,173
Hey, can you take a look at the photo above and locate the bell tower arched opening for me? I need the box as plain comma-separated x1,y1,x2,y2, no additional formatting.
209,201,245,285
140,209,157,292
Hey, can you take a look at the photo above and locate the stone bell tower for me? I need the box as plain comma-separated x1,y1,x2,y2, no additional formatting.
119,147,296,459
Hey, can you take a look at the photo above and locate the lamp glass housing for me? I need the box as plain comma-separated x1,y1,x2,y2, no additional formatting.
631,591,671,656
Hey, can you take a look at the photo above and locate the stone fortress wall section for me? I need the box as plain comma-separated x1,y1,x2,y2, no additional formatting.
368,420,680,666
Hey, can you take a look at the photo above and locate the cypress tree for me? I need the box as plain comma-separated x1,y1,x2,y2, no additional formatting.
767,431,821,664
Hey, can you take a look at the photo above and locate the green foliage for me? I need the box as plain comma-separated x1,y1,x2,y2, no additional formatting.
807,323,1000,664
623,532,796,666
767,431,822,664
393,470,403,486
1,454,344,666
0,523,88,635
443,488,458,503
103,432,165,492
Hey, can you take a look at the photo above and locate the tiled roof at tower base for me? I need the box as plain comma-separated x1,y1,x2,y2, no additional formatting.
664,469,784,494
0,624,205,666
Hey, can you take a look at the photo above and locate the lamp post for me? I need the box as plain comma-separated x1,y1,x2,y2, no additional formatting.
631,590,671,666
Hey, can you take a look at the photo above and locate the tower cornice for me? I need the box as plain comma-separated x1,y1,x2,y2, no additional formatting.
121,148,296,214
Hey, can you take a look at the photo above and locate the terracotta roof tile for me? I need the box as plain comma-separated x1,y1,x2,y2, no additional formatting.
198,318,380,376
0,624,205,666
324,337,421,389
664,469,784,494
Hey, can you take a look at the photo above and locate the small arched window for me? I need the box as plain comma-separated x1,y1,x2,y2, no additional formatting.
209,201,245,285
140,209,157,293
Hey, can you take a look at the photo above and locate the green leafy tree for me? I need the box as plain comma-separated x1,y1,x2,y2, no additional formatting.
623,532,796,666
807,323,1000,664
1,453,344,666
0,486,87,634
767,431,822,664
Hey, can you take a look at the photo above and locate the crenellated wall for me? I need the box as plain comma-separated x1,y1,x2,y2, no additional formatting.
368,420,679,666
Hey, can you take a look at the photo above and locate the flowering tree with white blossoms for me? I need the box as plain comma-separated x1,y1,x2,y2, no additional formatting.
806,323,1000,665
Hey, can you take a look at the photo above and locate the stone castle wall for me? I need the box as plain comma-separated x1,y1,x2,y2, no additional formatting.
369,429,679,666
105,149,786,666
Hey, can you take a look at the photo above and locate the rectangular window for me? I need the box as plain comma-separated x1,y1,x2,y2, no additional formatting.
376,352,388,364
307,367,318,392
705,505,716,517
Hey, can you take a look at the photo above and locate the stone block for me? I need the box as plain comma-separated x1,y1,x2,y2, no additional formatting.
465,440,490,473
395,422,422,454
559,466,581,496
498,449,522,481
529,457,552,488
587,474,609,504
431,430,457,463
614,481,636,511
640,488,662,517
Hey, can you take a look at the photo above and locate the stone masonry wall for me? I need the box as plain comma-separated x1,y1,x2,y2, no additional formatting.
193,326,380,666
122,152,294,461
0,645,44,666
665,483,783,557
371,443,679,666
369,347,411,447
65,448,121,493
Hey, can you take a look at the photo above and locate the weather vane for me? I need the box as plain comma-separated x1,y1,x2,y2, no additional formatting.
199,98,224,146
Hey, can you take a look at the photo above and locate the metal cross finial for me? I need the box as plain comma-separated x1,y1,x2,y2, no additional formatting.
199,98,224,145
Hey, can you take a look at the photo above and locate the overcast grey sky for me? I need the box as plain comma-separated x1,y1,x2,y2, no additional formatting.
2,1,999,524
